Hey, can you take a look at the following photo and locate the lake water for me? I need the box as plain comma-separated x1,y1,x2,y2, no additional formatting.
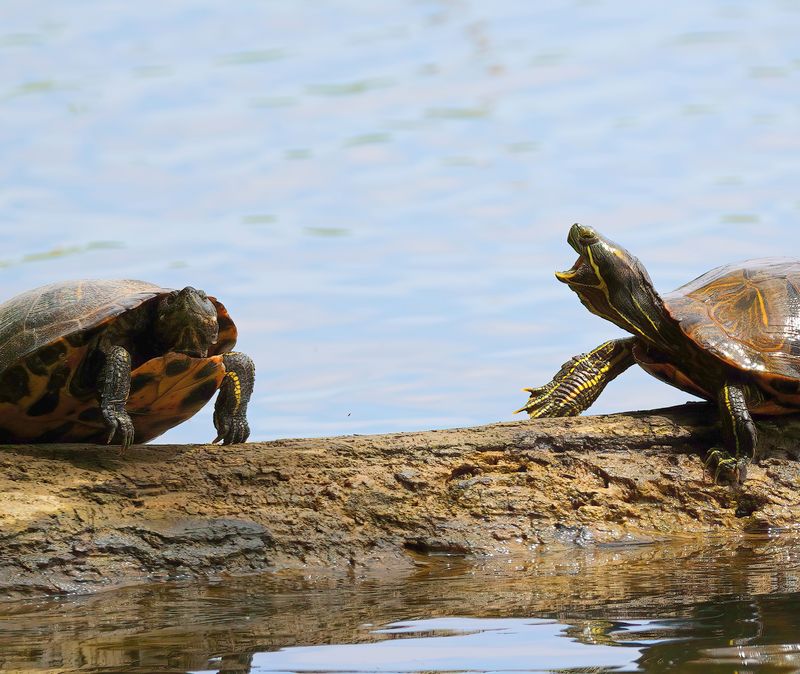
4,536,800,673
2,1,800,672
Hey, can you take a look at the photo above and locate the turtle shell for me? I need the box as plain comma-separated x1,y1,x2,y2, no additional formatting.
0,279,238,444
663,258,800,409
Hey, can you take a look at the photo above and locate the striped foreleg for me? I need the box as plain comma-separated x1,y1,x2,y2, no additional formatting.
213,351,255,445
515,338,636,418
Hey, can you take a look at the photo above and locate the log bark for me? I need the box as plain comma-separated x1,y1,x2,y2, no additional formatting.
1,403,799,599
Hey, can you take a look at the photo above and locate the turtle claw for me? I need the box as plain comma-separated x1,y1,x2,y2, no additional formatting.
522,386,546,395
515,401,543,418
515,391,546,417
103,408,135,451
517,387,555,415
704,447,748,484
516,383,578,418
212,412,250,445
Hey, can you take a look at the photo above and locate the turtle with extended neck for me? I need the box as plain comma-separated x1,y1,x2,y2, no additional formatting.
517,224,800,480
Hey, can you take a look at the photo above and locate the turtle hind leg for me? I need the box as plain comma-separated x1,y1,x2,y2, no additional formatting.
516,337,636,418
706,380,759,483
213,351,255,445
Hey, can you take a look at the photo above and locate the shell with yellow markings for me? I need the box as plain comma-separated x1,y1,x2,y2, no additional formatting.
648,258,800,413
0,279,238,444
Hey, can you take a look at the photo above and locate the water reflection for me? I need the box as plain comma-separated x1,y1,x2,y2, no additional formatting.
233,617,643,673
2,535,800,672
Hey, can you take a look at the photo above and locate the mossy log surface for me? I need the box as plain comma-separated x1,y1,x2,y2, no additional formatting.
1,403,800,599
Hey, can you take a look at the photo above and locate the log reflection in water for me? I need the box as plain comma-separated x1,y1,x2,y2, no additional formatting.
2,534,800,672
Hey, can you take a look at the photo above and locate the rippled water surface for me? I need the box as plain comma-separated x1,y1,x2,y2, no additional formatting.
2,0,800,443
2,1,800,672
4,537,800,673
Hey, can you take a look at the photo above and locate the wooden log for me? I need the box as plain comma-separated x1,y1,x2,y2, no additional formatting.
1,403,799,599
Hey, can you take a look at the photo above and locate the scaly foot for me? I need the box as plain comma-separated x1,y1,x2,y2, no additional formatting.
705,447,748,484
516,339,636,418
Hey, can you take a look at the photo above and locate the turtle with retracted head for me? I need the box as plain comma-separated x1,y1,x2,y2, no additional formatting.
517,224,800,481
0,279,255,449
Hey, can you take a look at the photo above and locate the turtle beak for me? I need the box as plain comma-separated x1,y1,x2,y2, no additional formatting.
555,223,600,285
555,253,603,286
555,255,586,283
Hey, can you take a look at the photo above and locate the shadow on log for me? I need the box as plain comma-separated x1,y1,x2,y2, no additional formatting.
1,402,799,598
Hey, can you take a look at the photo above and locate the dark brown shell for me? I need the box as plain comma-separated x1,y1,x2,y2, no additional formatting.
663,258,800,385
0,279,238,444
0,279,165,374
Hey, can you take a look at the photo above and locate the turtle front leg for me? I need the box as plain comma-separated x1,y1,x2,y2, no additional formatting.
97,345,135,450
516,337,636,418
213,352,255,445
707,381,759,483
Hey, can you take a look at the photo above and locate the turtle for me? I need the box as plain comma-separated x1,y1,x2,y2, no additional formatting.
0,279,255,449
516,223,800,480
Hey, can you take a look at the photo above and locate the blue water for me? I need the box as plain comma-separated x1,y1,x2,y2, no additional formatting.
2,0,799,444
2,1,800,672
232,617,646,672
4,537,800,673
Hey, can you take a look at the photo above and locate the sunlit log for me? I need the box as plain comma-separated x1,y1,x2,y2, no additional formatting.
1,403,799,598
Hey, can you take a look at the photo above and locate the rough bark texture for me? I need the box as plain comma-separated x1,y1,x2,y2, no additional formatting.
1,403,799,599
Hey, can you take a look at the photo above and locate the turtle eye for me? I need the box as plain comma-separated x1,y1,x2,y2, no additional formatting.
159,290,180,314
578,226,597,242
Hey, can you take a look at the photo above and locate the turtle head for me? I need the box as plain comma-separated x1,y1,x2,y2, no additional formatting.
555,224,664,340
155,287,219,358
